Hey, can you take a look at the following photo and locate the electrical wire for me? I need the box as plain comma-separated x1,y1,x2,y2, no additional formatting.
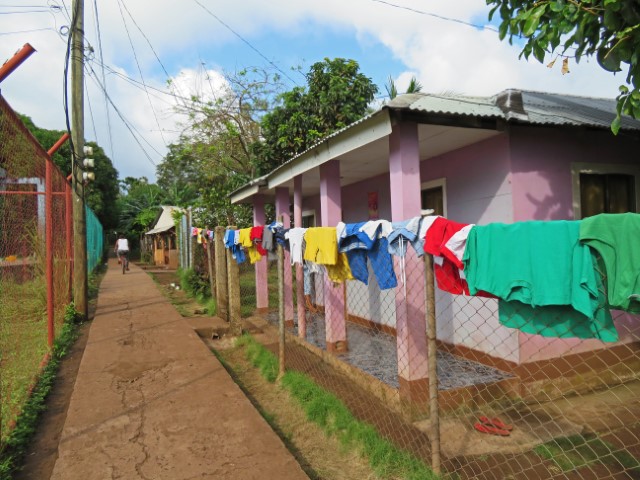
85,78,98,142
369,0,499,33
92,0,114,158
0,27,55,36
86,63,163,165
117,0,170,79
62,0,79,192
192,0,302,86
116,0,167,146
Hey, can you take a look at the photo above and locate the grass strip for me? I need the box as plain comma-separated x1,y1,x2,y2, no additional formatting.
235,333,439,480
0,304,82,480
534,433,640,473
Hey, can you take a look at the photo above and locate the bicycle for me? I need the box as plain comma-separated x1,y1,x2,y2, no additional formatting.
117,250,129,274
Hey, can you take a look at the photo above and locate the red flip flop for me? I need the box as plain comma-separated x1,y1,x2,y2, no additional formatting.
474,422,511,436
479,416,513,431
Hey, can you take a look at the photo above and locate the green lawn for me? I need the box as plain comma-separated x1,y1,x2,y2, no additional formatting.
0,278,50,446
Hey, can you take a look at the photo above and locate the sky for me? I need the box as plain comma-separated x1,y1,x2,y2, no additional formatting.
0,0,628,182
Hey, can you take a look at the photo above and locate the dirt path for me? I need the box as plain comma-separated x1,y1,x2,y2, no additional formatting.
49,259,308,480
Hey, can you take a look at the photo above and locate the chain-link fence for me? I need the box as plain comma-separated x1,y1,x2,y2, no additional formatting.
0,94,104,448
216,219,640,479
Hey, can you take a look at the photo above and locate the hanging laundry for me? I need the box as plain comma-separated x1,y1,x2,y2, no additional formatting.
238,227,261,264
285,227,307,265
224,229,246,264
360,220,392,241
304,227,338,265
191,227,198,237
338,222,397,290
272,227,289,248
424,217,473,295
387,216,423,257
579,212,640,313
325,252,354,283
207,229,214,240
250,226,267,256
463,220,616,341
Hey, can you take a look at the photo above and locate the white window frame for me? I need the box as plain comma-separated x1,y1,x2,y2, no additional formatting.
421,177,447,218
571,162,640,219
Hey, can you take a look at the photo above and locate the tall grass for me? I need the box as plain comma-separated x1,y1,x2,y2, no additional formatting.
234,333,439,480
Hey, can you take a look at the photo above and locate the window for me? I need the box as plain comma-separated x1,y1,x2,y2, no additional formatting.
580,173,635,218
421,178,447,217
301,210,315,228
572,163,640,219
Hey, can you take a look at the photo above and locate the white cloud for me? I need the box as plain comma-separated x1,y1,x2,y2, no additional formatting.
0,0,628,182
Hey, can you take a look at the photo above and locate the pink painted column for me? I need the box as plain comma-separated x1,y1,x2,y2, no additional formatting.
253,195,269,313
275,187,294,325
389,121,429,405
320,160,347,353
293,175,306,338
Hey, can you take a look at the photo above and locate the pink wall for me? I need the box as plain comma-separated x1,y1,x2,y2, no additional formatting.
420,134,513,225
510,126,640,221
510,125,640,361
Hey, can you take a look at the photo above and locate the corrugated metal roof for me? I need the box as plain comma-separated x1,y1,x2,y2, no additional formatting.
145,206,181,235
406,89,640,130
230,88,640,200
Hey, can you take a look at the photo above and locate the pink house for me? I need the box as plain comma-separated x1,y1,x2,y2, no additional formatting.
230,89,640,404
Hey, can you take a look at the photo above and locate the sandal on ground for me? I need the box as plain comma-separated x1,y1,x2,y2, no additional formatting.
479,416,513,431
473,422,511,436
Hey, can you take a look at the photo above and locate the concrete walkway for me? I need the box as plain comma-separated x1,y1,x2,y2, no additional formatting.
50,260,308,480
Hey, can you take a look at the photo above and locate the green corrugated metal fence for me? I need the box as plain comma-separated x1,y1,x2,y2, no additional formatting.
86,206,104,272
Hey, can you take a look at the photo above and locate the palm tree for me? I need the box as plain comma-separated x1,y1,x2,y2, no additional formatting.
384,75,423,100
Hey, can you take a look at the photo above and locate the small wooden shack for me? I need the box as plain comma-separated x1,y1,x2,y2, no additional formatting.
145,206,181,269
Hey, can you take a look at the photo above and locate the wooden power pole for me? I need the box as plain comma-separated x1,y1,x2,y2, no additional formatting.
71,0,88,318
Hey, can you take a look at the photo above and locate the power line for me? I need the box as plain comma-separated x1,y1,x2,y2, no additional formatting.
0,27,55,36
115,0,167,146
86,63,163,166
85,78,98,142
191,0,302,86
117,0,170,79
91,0,114,158
369,0,498,33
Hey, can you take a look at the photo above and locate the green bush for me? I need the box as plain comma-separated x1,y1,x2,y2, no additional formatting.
178,268,209,298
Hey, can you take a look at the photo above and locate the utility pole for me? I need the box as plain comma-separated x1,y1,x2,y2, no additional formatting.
71,0,87,318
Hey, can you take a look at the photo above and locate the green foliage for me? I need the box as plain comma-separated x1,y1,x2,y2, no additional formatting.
0,311,81,480
234,334,437,479
257,58,379,169
534,433,640,473
17,116,120,229
178,267,210,298
486,0,640,133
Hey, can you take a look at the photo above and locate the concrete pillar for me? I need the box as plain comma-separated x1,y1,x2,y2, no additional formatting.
253,195,269,313
275,187,294,326
320,160,347,353
389,121,429,406
214,226,228,321
293,175,306,338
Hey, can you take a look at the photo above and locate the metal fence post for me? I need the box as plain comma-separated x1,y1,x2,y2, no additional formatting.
424,253,441,475
45,155,54,347
277,242,286,380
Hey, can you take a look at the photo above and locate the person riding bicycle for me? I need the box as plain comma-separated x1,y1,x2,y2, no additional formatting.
114,234,130,271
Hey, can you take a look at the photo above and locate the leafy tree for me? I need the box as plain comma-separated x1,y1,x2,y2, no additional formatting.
486,0,640,133
17,114,120,229
258,58,379,166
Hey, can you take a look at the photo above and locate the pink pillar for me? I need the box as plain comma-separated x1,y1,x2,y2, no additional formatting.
253,195,269,313
293,175,306,338
320,160,347,353
275,187,294,325
389,121,429,405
